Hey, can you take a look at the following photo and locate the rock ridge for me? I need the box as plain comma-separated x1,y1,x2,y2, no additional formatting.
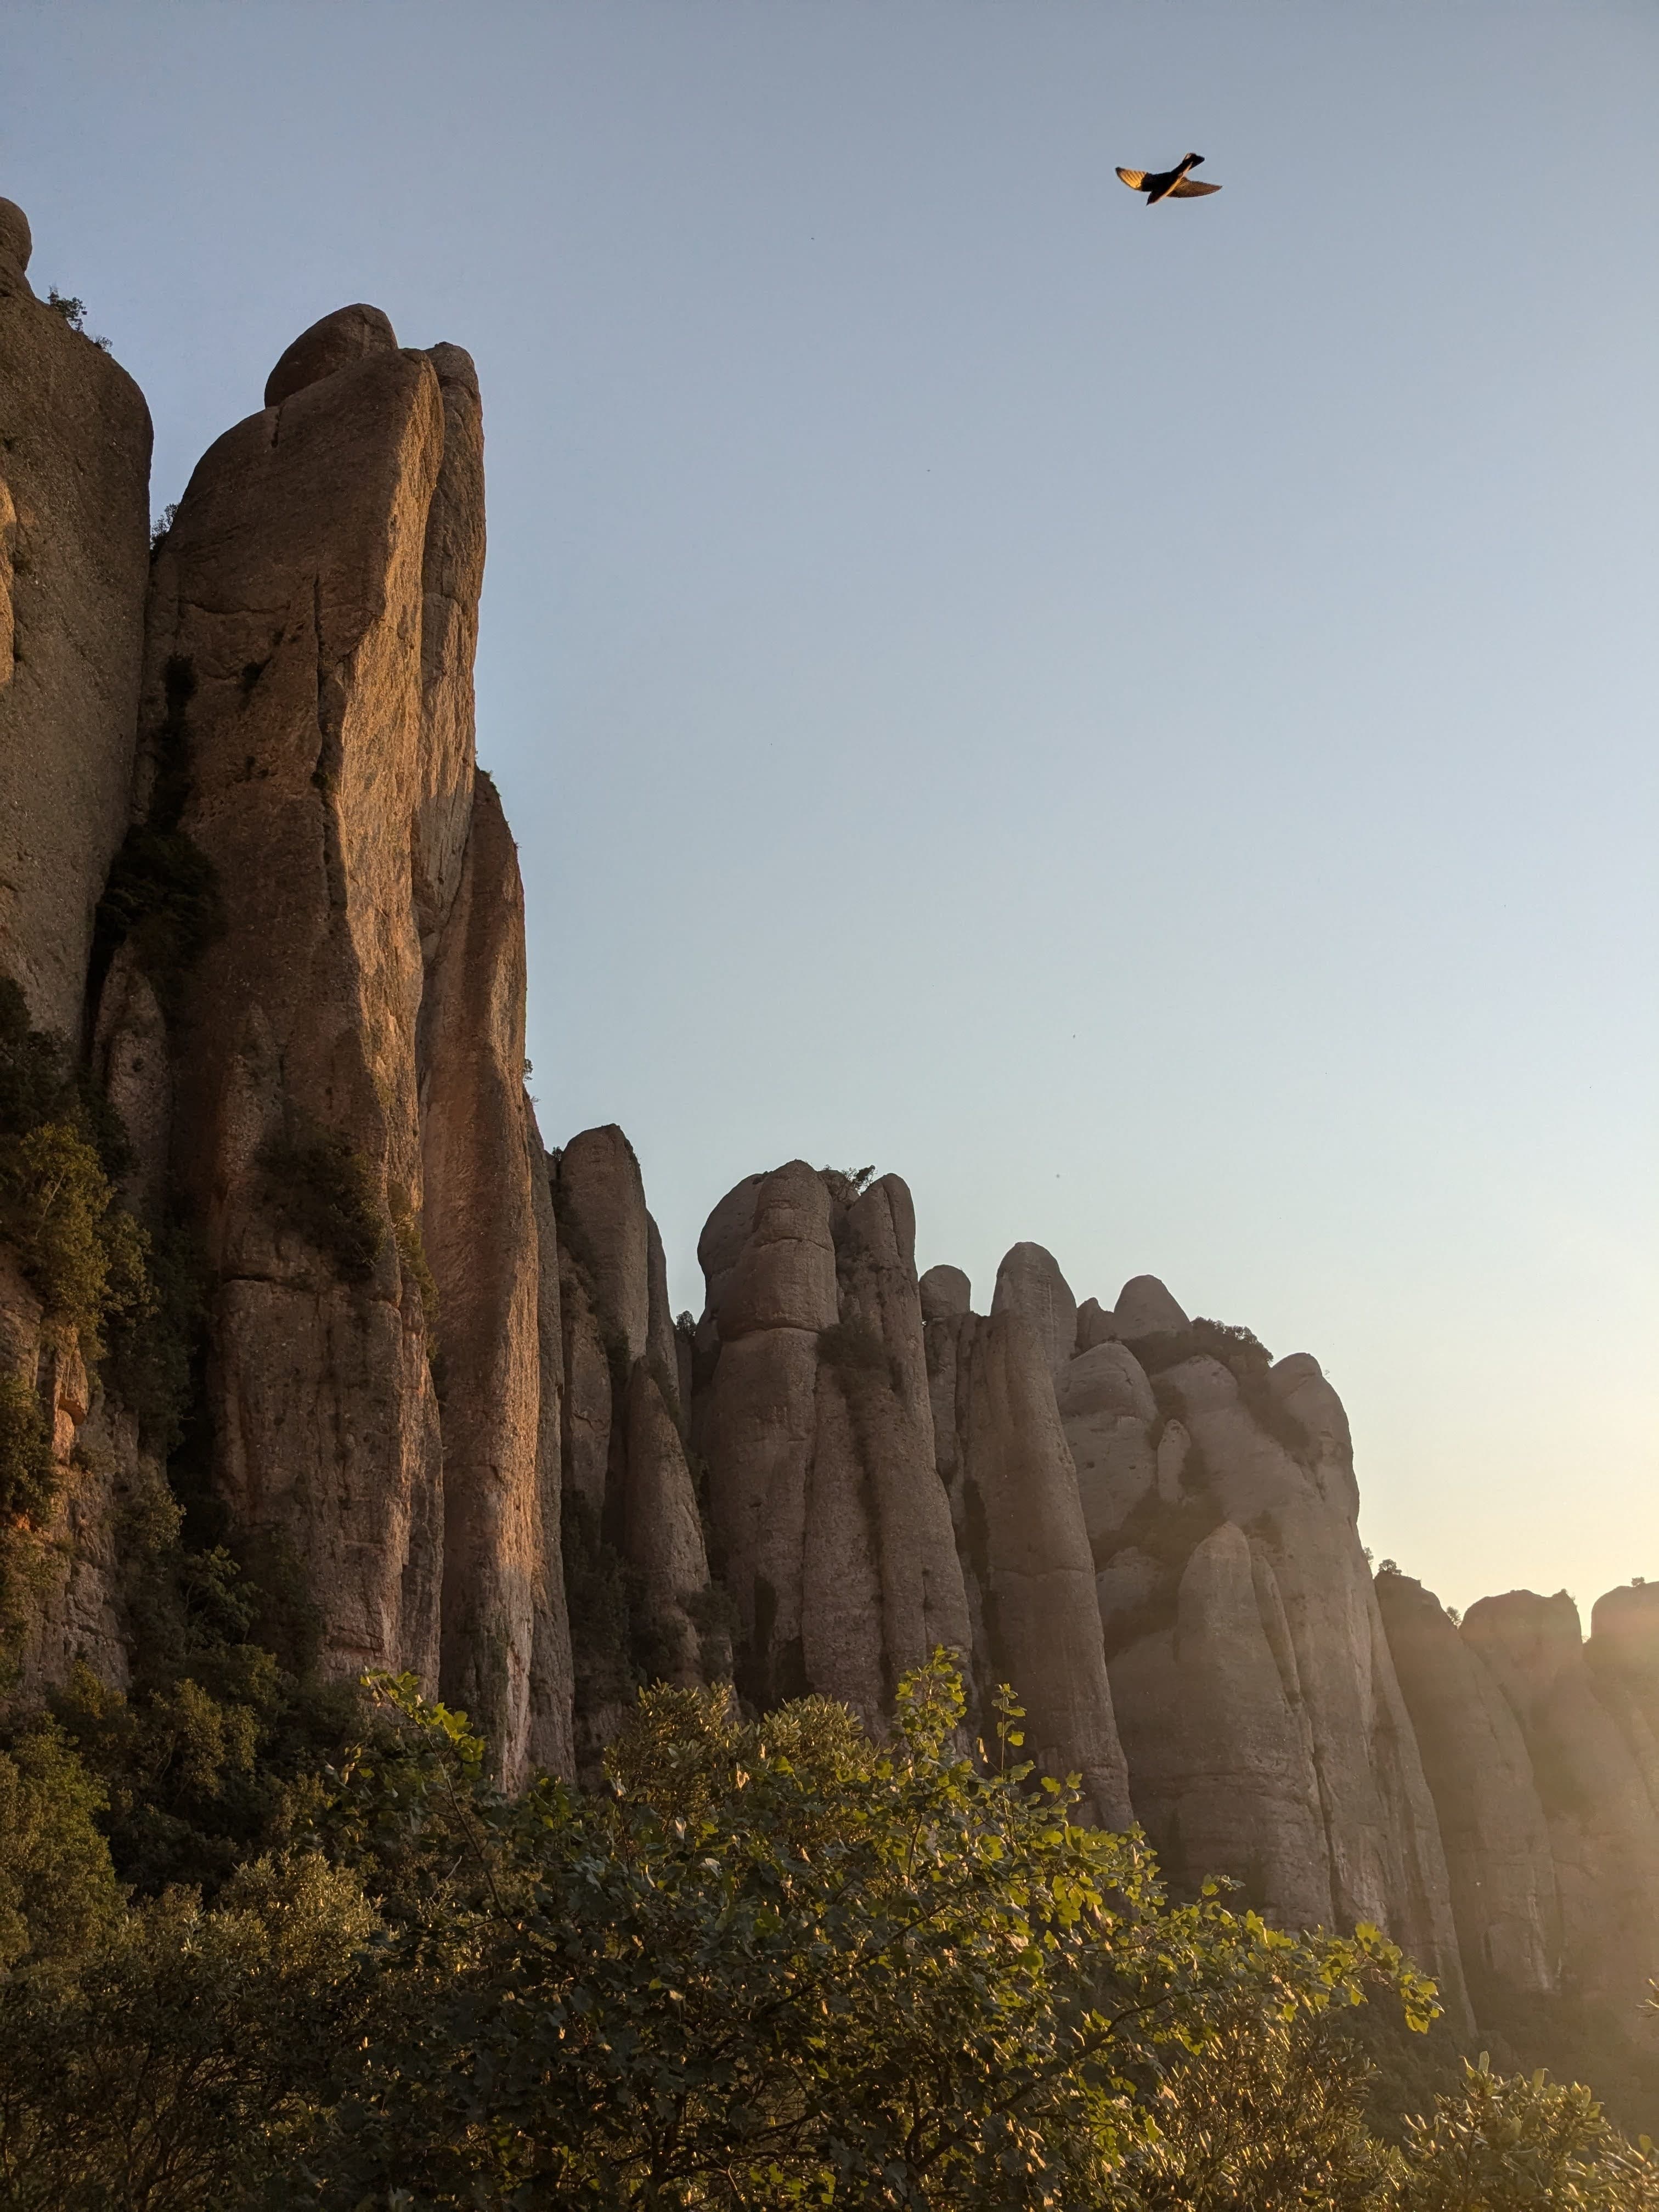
1,208,1655,2106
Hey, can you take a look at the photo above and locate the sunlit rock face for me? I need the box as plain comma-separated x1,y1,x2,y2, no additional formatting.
124,304,570,1784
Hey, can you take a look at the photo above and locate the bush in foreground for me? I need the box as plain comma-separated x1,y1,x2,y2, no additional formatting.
0,1652,1654,2208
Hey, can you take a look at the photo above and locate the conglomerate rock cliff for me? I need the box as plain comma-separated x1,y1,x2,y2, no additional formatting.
2,208,1655,2100
691,1163,972,1743
0,200,152,1043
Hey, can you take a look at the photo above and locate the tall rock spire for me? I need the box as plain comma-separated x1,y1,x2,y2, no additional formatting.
122,304,569,1778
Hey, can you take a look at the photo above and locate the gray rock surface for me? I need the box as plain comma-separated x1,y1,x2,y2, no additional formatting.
695,1164,970,1728
551,1124,721,1769
991,1243,1077,1375
929,1304,1132,1827
1375,1570,1560,2004
1056,1341,1158,1553
919,1264,971,1321
1109,1522,1335,1927
1463,1589,1659,2033
1138,1351,1468,2019
1075,1297,1120,1351
623,1361,718,1690
1111,1276,1192,1343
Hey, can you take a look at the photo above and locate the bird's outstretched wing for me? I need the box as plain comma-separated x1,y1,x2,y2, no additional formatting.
1167,179,1221,197
1115,167,1147,189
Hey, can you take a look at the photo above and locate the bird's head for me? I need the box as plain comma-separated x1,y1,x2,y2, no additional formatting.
1182,153,1204,168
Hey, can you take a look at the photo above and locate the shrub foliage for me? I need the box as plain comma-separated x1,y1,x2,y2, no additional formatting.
0,1646,1654,2208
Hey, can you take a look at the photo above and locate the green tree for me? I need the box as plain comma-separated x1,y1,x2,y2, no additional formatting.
284,1654,1435,2208
1395,2057,1659,2211
0,1853,378,2211
0,1725,122,1967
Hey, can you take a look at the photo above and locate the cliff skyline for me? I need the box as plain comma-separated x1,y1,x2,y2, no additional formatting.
9,2,1655,1621
5,174,1659,2121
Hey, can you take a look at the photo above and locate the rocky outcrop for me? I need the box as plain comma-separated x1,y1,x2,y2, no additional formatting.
695,1165,972,1735
553,1126,721,1771
93,301,572,1781
0,199,153,1724
14,210,1659,2107
1462,1591,1659,2033
0,199,151,1041
140,307,450,1696
420,775,544,1781
1590,1583,1659,1786
524,1111,574,1781
1108,1520,1334,1927
927,1296,1133,1826
1062,1282,1468,2022
1375,1571,1561,2007
990,1243,1076,1376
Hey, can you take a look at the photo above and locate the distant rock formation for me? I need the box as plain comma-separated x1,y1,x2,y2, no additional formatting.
692,1165,971,1739
2,202,1656,2106
1376,1571,1561,2008
553,1124,724,1772
1459,1588,1659,2035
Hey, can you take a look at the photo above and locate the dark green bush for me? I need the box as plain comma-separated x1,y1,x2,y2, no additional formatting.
259,1128,385,1284
389,1195,438,1342
0,1724,122,1969
99,1217,206,1454
0,1374,54,1527
48,1500,362,1901
89,655,221,1011
560,1488,634,1720
0,978,139,1357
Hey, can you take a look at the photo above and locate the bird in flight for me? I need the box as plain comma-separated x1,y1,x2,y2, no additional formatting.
1116,152,1221,205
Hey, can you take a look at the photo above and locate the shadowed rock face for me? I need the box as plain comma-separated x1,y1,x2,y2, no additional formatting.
1166,1353,1465,2021
0,197,151,1037
1463,1589,1659,2032
1375,1571,1560,2005
695,1165,971,1735
553,1126,721,1775
524,1109,574,1782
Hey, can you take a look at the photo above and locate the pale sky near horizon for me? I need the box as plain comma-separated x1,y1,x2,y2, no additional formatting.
8,1,1656,1622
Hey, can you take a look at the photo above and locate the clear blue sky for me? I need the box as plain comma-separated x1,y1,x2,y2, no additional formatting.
10,2,1656,1619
